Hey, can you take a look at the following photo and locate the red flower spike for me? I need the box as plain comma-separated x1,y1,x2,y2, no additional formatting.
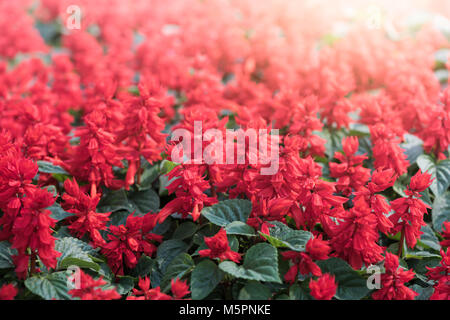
372,253,418,300
198,228,241,263
309,273,337,300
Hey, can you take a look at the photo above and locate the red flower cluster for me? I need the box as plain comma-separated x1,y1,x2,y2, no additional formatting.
0,284,18,300
199,229,241,263
282,236,331,282
68,270,120,300
101,215,162,275
127,277,190,300
390,170,433,249
309,273,337,300
372,253,418,300
426,249,450,300
0,133,60,279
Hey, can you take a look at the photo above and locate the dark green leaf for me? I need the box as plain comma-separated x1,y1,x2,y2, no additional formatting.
156,240,190,273
191,260,224,300
225,221,256,236
202,199,252,227
0,241,16,269
432,191,450,231
115,276,135,295
138,164,160,190
97,189,133,213
37,161,69,175
47,203,73,222
401,134,424,164
289,283,312,300
259,221,312,252
238,281,272,300
316,258,370,300
55,237,99,271
130,255,154,278
417,155,450,196
219,243,281,283
417,225,441,251
172,222,198,240
25,272,71,300
128,188,159,214
161,253,194,291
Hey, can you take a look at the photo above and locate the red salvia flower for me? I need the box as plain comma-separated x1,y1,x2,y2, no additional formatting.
69,270,120,300
370,123,409,176
282,236,331,282
126,277,171,300
372,252,418,300
329,203,384,270
171,278,191,300
353,168,397,234
156,164,217,224
440,222,450,248
11,188,61,278
198,228,241,263
62,178,111,246
101,214,162,275
329,136,370,196
389,170,433,249
0,284,18,300
426,249,450,300
309,273,337,300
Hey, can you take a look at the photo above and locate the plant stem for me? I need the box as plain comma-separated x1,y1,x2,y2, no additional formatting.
397,227,405,258
29,252,37,276
137,160,142,185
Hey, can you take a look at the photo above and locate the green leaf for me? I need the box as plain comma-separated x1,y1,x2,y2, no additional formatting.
411,284,434,300
202,199,252,227
37,161,69,175
404,248,442,260
97,189,133,213
59,257,100,271
130,255,154,278
172,222,198,240
316,258,370,300
191,260,224,300
401,134,424,164
393,174,409,197
316,128,346,160
407,257,441,275
0,241,16,269
417,155,450,196
259,221,312,252
115,276,135,295
417,225,441,252
128,188,160,214
25,272,71,300
225,221,256,236
138,164,160,190
432,191,450,231
55,237,99,271
47,203,73,222
161,253,195,291
156,240,190,273
219,243,281,283
160,160,179,174
289,283,312,300
238,281,272,300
